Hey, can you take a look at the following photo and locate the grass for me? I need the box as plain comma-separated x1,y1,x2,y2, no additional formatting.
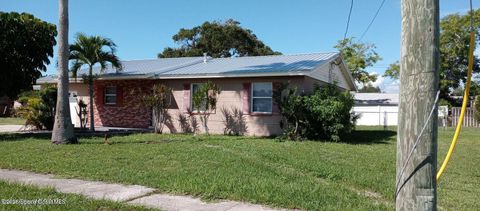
0,117,25,125
0,127,478,210
0,181,152,211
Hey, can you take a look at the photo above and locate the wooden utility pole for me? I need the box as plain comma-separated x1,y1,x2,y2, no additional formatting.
396,0,439,210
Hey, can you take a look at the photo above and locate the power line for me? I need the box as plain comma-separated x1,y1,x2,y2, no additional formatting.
359,0,386,41
344,0,354,39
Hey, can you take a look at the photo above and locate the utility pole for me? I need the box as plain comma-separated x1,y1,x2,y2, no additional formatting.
396,0,439,210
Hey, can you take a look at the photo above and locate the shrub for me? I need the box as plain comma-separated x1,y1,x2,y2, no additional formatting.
274,84,357,141
303,85,358,141
273,84,306,141
137,84,172,134
15,86,57,130
221,107,247,136
192,81,221,135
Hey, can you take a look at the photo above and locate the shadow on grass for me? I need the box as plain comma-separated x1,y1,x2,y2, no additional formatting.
0,132,52,142
0,131,140,143
340,129,397,145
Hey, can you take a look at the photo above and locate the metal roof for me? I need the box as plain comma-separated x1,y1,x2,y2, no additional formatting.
160,52,338,76
37,52,355,90
354,93,399,106
77,56,206,76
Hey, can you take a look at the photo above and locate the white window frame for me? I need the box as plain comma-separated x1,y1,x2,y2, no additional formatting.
191,83,206,112
104,86,117,105
251,82,273,114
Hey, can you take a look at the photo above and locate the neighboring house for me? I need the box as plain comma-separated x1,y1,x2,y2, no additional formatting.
353,93,399,126
37,52,356,136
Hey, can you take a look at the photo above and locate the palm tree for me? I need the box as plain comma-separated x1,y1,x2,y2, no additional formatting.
51,0,77,144
69,33,122,131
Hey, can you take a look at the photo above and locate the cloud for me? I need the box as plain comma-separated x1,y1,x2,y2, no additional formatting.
370,72,385,88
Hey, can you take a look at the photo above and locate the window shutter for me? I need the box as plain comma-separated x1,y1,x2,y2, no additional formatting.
242,83,251,114
272,82,281,114
183,83,191,113
96,84,104,106
116,86,123,106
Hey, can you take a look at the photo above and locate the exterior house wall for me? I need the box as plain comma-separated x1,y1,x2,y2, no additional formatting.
93,79,155,128
90,76,325,136
162,77,306,136
308,62,350,90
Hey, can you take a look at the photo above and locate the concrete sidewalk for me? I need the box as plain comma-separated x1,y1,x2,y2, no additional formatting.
0,125,23,133
0,169,283,211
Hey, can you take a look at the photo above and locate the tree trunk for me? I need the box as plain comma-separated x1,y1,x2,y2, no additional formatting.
202,114,209,135
88,66,95,131
51,0,77,144
396,0,439,210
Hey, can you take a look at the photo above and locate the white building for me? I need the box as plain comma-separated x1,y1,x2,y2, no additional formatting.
353,93,399,126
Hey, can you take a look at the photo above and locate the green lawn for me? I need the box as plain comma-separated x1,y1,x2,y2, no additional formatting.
0,117,25,125
0,181,152,210
0,127,478,210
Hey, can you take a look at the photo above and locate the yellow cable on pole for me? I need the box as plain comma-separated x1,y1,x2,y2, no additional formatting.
437,31,476,181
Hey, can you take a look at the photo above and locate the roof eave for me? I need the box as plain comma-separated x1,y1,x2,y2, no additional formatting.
156,71,309,79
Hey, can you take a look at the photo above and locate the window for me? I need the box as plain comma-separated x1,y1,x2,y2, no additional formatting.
191,83,206,111
252,82,272,113
104,86,117,105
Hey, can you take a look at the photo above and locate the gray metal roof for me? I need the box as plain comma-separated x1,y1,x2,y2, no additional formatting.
160,52,338,76
77,56,206,77
38,52,355,89
354,93,399,106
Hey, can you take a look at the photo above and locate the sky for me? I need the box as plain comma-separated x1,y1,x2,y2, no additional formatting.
2,0,477,93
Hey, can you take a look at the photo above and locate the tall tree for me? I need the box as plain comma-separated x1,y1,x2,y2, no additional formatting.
439,8,480,98
158,19,281,58
69,34,122,131
0,12,57,98
334,37,381,85
358,83,381,93
51,0,77,144
384,9,480,99
383,61,400,80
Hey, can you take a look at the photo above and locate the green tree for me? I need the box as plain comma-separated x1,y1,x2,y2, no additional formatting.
383,10,480,99
137,84,172,134
158,19,281,58
383,61,400,80
192,81,221,135
334,37,381,85
358,83,382,93
69,33,122,131
0,12,57,98
440,9,480,98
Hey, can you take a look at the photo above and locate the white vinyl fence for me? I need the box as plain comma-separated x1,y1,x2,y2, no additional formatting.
353,106,399,126
354,106,480,128
451,107,480,128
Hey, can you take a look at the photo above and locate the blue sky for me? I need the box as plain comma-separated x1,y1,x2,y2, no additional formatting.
2,0,477,92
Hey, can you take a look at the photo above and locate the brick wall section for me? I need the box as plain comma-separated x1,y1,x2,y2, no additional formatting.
93,80,153,128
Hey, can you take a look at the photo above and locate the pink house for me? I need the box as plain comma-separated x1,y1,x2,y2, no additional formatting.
38,52,356,136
